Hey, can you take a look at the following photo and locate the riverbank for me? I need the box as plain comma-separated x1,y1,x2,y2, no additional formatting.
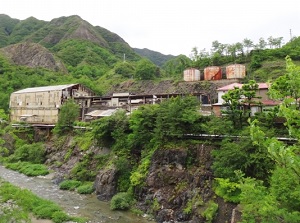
0,165,153,223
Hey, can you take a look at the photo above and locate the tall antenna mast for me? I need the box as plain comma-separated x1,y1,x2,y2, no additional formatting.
123,54,126,62
290,29,293,40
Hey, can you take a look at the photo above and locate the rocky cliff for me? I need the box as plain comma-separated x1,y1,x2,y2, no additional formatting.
1,42,67,72
42,132,236,223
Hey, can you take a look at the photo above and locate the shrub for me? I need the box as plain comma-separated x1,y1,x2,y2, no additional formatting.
110,192,133,210
202,201,218,223
52,211,69,223
12,143,45,163
33,204,62,219
59,180,82,190
77,182,94,194
213,178,241,203
12,143,45,164
70,162,96,181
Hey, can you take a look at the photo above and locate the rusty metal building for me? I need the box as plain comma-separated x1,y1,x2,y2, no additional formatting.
9,84,94,124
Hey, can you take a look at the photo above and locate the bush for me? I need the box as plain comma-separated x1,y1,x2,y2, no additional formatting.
110,192,133,210
213,178,241,203
77,182,94,194
52,211,70,223
202,201,218,223
33,204,62,219
12,143,45,163
59,180,82,190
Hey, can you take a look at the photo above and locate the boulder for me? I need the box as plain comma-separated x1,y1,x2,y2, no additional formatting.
94,168,117,201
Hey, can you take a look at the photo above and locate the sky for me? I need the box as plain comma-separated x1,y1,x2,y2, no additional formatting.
1,0,300,56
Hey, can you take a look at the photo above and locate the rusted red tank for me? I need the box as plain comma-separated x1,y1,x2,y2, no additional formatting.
183,68,201,81
204,66,222,80
226,64,246,79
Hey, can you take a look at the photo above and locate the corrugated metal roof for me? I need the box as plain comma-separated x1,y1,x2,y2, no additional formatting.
217,83,243,91
113,93,130,97
12,84,78,94
217,83,269,91
85,109,118,117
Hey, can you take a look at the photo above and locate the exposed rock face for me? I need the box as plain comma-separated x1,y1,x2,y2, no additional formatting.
105,79,240,103
136,145,236,223
94,168,118,201
1,42,67,72
67,22,109,47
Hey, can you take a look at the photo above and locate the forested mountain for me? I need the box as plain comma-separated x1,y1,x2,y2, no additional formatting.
1,13,300,223
134,48,176,67
1,13,300,113
0,14,139,61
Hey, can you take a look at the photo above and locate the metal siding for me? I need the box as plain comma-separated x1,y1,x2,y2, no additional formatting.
204,66,222,80
10,84,92,124
183,68,201,81
226,64,246,79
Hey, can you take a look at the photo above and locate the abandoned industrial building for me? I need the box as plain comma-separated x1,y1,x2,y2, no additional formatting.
9,64,277,125
9,84,95,124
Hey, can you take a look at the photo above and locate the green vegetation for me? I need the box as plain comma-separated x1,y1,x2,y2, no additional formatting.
76,182,95,194
59,180,94,194
7,142,46,164
212,57,300,222
201,201,218,223
5,162,49,176
1,14,300,223
110,192,133,210
0,178,86,223
59,180,82,190
53,99,80,134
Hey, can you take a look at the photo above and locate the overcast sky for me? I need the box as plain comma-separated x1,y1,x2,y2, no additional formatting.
1,0,299,56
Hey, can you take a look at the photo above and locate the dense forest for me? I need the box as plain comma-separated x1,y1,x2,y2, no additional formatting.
1,14,300,223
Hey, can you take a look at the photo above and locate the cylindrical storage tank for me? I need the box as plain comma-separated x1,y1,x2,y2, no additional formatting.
226,64,246,79
204,66,222,80
183,68,201,81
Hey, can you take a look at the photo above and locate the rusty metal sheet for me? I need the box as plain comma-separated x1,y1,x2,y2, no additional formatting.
204,66,222,80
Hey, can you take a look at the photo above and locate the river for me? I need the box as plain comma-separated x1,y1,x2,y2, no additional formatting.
0,165,153,223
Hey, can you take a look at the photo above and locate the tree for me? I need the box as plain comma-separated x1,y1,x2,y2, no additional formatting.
241,80,260,118
53,99,79,133
269,56,300,137
127,104,159,151
0,109,8,122
237,58,300,222
243,38,254,55
92,110,129,150
256,37,267,50
235,42,244,56
211,40,222,54
267,36,275,49
114,61,135,78
154,95,201,143
221,87,243,128
270,56,300,107
162,55,191,78
135,58,158,80
227,44,238,60
212,127,274,181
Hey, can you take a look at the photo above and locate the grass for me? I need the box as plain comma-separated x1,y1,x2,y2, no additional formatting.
59,180,95,194
4,161,49,176
0,178,86,223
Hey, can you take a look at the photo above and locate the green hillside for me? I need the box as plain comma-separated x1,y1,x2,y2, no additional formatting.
134,48,176,67
0,14,300,113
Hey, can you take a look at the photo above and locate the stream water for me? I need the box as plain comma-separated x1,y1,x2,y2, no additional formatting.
0,165,153,223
